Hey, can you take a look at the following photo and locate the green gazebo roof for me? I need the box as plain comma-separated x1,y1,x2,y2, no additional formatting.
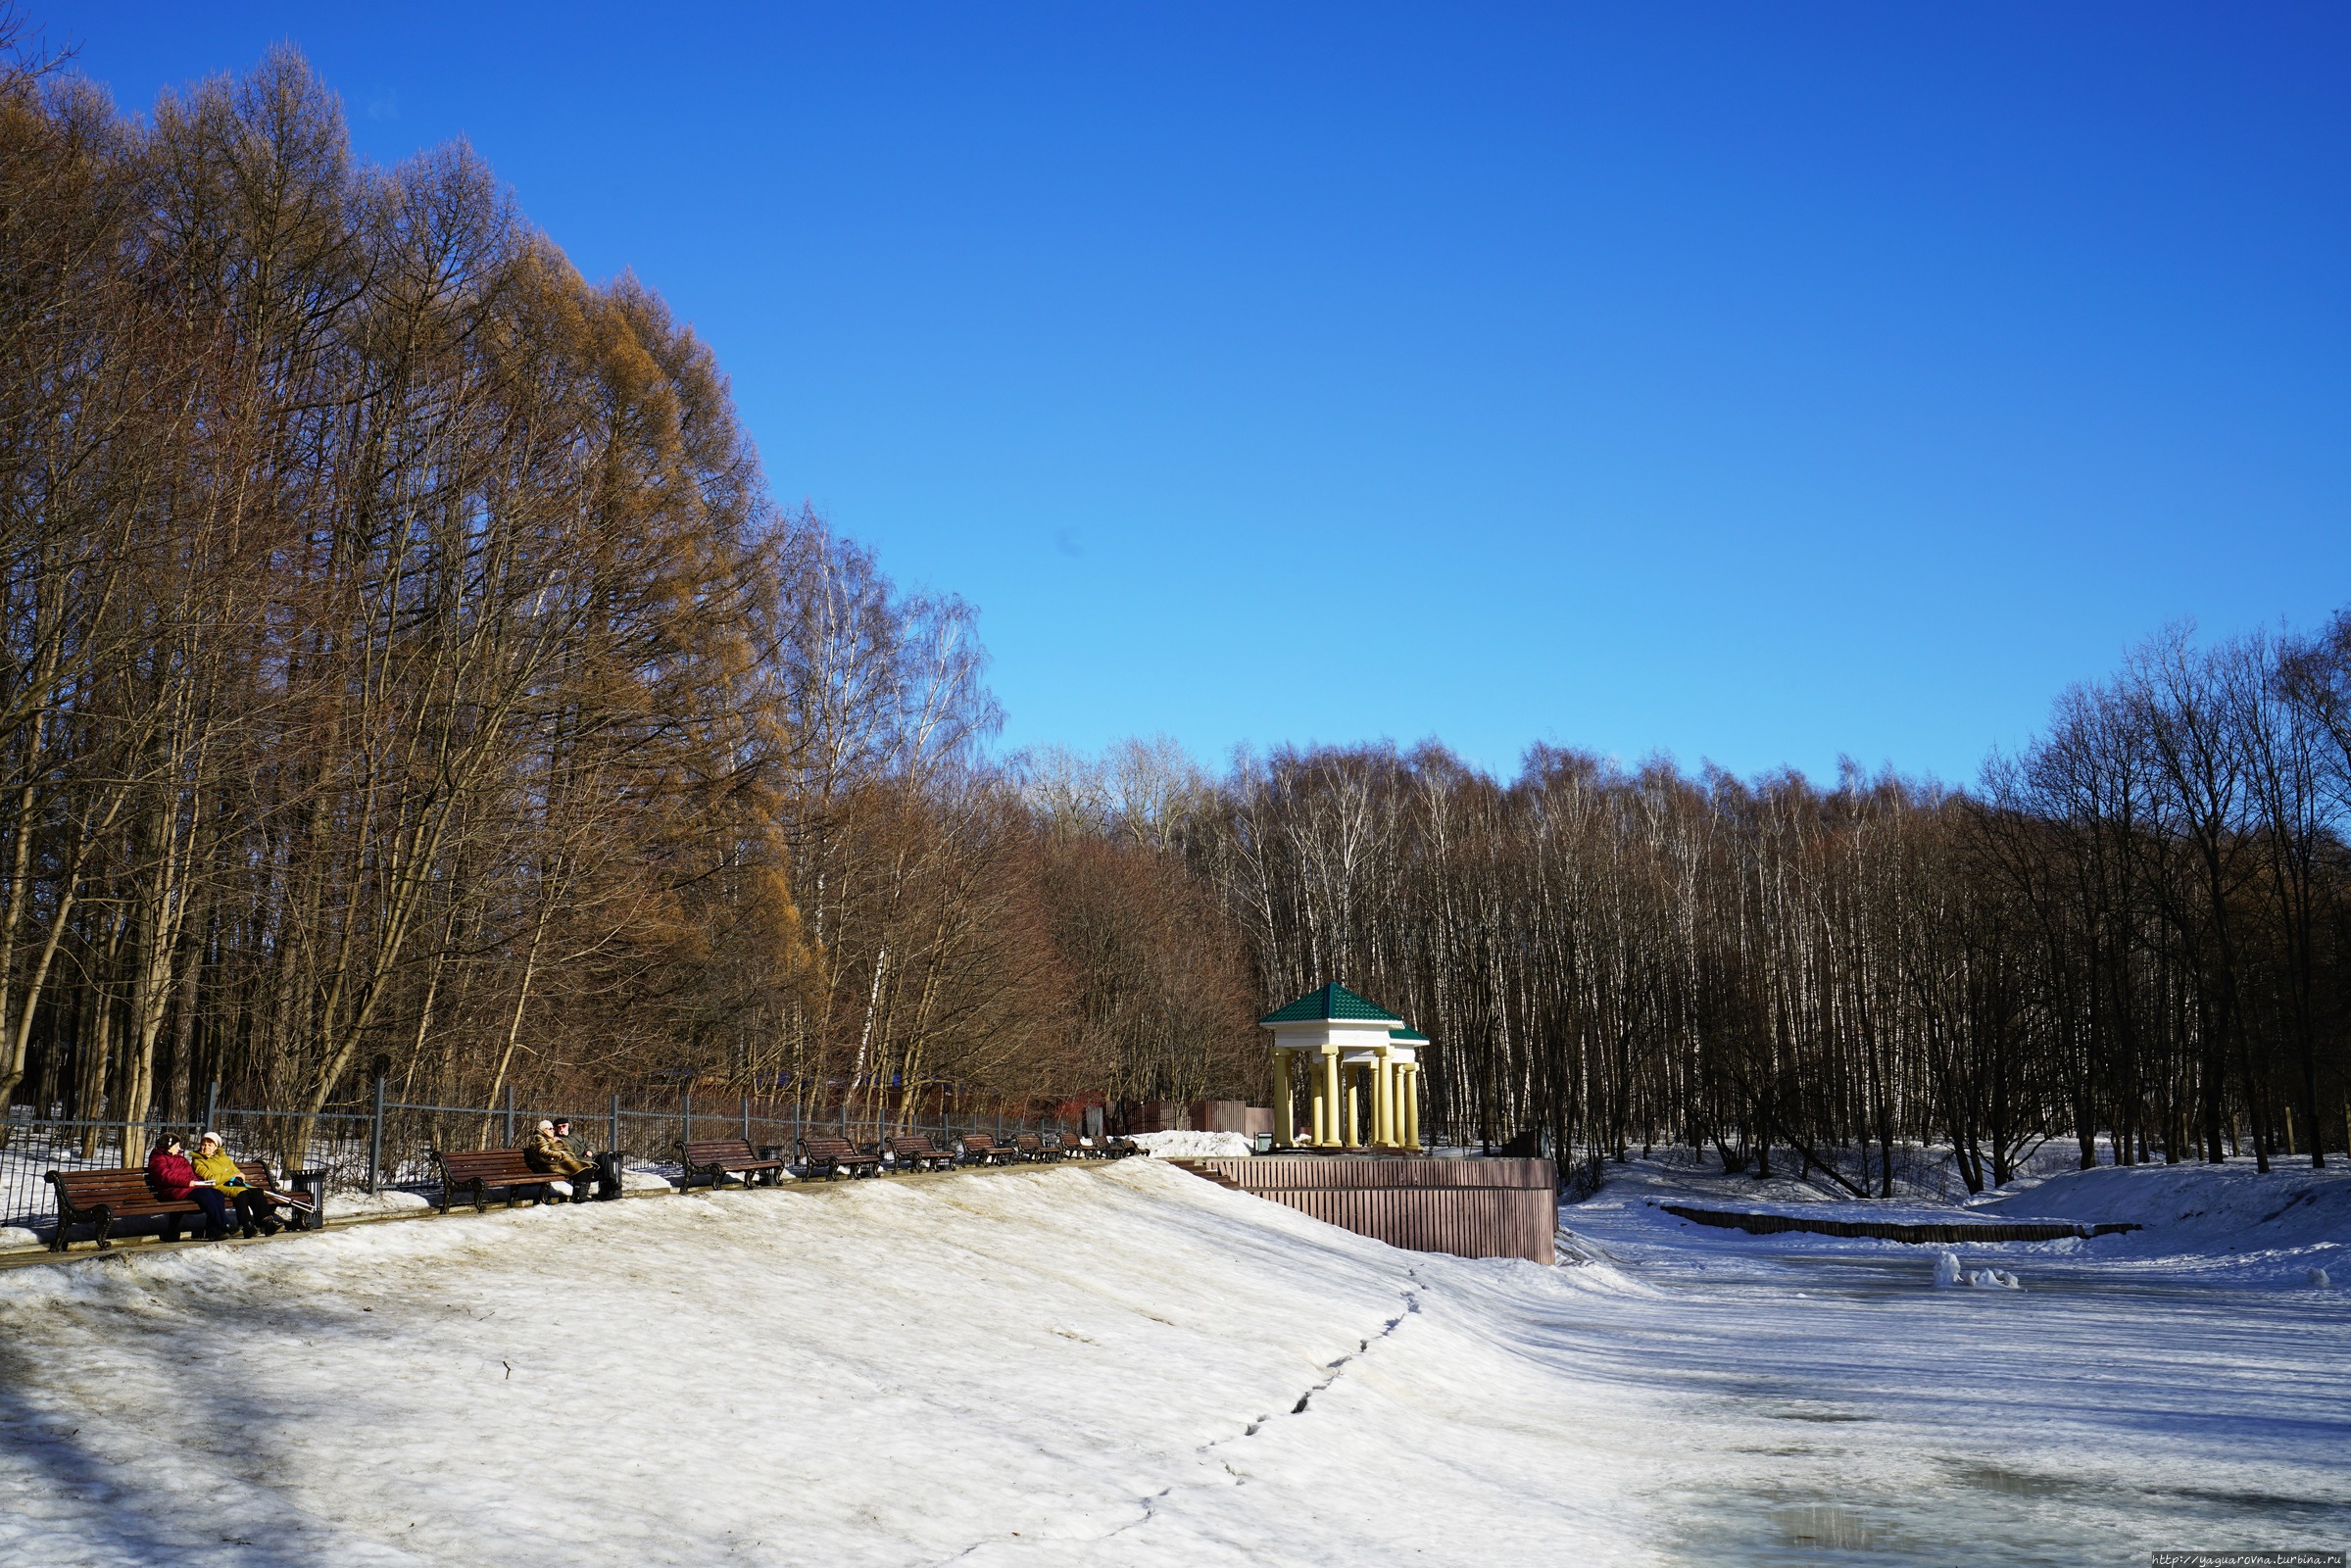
1257,983,1405,1026
1389,1026,1429,1044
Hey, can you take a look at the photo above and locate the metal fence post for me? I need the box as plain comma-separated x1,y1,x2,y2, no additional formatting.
610,1094,622,1161
368,1074,386,1195
682,1090,693,1150
740,1094,751,1143
503,1084,516,1148
202,1079,219,1135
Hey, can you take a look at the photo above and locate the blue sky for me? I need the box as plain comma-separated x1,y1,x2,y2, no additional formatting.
37,3,2351,785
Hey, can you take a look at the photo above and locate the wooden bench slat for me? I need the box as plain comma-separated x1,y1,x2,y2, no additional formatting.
677,1137,785,1190
799,1135,883,1180
885,1136,959,1171
48,1161,281,1252
431,1149,581,1213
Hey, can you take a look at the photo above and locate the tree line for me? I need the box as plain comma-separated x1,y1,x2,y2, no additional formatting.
5,33,2344,1186
0,38,1253,1161
1172,614,2351,1185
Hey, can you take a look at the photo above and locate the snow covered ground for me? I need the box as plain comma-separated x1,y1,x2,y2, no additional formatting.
1122,1129,1256,1158
1558,1155,2350,1561
0,1153,2345,1566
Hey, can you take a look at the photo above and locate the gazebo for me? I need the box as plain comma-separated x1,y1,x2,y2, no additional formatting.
1258,984,1426,1152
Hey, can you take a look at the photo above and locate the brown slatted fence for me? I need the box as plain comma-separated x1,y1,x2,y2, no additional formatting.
1173,1156,1557,1264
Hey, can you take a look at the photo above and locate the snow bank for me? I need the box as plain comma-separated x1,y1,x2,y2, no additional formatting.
0,1225,40,1251
321,1187,434,1221
1985,1159,2351,1254
1125,1129,1255,1157
0,1158,1662,1567
1586,1152,2351,1288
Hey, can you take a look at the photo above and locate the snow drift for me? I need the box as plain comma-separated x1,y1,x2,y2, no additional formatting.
1123,1129,1255,1158
1984,1159,2351,1258
0,1159,1659,1568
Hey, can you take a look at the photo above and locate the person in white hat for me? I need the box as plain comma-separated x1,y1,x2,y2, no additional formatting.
522,1117,594,1200
188,1130,285,1238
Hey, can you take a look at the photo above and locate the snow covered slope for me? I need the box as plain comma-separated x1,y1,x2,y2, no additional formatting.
1984,1159,2351,1263
0,1160,1665,1568
3,1155,2346,1567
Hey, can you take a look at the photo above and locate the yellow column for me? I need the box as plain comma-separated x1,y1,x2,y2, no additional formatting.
1274,1051,1297,1149
1322,1048,1343,1149
1403,1063,1421,1149
1371,1051,1392,1148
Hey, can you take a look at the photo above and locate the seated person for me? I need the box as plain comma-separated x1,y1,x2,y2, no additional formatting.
522,1118,593,1200
552,1118,609,1198
145,1133,231,1241
189,1131,283,1239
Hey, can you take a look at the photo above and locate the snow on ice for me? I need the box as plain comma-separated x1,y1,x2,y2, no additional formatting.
0,1152,2346,1565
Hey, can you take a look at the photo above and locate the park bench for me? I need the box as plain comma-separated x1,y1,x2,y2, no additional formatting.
1012,1132,1058,1162
799,1134,882,1180
432,1148,583,1213
958,1132,1019,1166
46,1159,281,1252
1102,1136,1142,1158
885,1134,957,1172
1040,1132,1089,1160
677,1136,787,1189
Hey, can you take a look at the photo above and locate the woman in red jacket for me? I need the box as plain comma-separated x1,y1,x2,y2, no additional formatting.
145,1133,232,1241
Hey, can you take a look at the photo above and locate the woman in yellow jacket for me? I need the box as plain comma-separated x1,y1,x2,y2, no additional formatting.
189,1132,284,1239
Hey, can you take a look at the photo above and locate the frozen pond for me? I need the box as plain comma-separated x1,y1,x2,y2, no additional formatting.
1558,1176,2351,1565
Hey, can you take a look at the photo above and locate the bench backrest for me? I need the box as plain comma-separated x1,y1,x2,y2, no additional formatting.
802,1135,869,1158
1014,1134,1043,1152
436,1149,547,1180
52,1160,274,1207
682,1138,759,1163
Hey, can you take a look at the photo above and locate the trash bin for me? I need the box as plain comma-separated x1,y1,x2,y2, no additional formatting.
285,1170,328,1231
592,1150,623,1200
758,1146,788,1186
1250,1133,1274,1153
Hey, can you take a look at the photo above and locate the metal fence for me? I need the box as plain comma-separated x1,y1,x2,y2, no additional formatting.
1,1080,1078,1235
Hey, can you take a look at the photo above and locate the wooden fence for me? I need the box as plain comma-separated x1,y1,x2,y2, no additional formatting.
1174,1155,1557,1264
